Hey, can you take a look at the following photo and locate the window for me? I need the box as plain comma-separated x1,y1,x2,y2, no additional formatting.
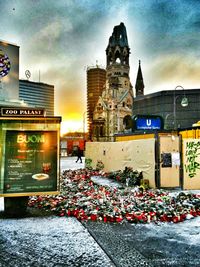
116,58,121,64
112,89,117,98
97,107,103,111
114,72,121,75
100,125,105,136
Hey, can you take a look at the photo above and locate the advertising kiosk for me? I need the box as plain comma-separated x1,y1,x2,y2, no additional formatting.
0,107,61,215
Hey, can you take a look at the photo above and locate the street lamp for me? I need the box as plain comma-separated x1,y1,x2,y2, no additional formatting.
173,85,188,129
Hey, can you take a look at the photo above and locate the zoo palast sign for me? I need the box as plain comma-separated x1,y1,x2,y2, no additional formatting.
1,107,45,117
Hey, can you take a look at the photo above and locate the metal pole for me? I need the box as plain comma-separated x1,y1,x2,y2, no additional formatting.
173,85,185,130
173,90,176,130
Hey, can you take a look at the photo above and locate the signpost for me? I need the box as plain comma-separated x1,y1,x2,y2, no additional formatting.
133,115,164,131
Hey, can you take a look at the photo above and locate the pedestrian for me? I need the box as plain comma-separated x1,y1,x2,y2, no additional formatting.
75,146,82,163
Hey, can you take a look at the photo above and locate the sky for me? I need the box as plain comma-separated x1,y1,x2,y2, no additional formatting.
1,0,200,134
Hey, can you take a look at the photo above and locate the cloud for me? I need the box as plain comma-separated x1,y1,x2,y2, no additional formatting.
39,65,86,117
1,0,200,132
127,0,200,58
35,20,64,42
147,53,200,90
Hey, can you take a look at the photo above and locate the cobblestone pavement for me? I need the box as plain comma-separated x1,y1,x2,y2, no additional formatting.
82,221,152,267
0,208,115,267
83,220,200,267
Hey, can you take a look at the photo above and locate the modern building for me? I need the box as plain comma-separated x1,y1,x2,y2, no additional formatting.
133,88,200,130
92,22,134,141
19,79,54,116
87,66,106,140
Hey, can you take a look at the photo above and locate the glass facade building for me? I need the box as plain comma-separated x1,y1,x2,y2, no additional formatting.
19,80,54,116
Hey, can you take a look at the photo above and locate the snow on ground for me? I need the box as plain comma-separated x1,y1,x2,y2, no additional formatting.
60,156,85,171
0,157,115,267
0,215,114,267
0,157,112,266
139,216,200,246
91,176,122,188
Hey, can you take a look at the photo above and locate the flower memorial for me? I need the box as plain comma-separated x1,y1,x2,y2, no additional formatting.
28,169,200,224
107,167,143,187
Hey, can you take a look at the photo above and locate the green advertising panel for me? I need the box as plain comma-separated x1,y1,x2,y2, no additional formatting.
4,130,58,194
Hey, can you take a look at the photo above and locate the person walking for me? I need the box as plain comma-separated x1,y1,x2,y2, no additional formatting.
75,146,82,163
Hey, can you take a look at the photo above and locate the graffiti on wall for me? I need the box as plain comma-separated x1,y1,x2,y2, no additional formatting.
184,141,200,178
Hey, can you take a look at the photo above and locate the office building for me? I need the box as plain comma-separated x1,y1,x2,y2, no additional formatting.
19,80,54,116
87,66,106,139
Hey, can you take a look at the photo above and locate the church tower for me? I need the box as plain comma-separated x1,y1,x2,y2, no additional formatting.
135,60,144,96
106,22,130,77
92,22,134,141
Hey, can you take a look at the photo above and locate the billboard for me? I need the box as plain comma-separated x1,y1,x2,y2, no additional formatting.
0,40,19,100
4,130,58,194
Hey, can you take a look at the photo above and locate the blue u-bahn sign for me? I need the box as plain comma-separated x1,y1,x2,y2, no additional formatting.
133,115,164,131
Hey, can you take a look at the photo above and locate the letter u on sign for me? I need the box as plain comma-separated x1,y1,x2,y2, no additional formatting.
146,119,152,126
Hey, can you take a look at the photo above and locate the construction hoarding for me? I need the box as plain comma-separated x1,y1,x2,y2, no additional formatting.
85,139,156,188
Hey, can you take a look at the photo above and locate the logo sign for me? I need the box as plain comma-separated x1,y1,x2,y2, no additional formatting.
25,70,31,80
1,107,45,117
133,115,163,130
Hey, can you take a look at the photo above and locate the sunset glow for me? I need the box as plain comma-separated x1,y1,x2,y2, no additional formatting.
60,120,84,136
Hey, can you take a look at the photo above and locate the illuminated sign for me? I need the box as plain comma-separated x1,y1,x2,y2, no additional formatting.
17,134,45,144
1,107,45,117
4,130,58,194
133,115,163,131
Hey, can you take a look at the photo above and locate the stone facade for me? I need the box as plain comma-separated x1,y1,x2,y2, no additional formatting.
92,22,134,141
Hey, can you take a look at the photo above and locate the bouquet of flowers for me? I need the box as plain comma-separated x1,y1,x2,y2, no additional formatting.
107,167,143,187
96,160,104,171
